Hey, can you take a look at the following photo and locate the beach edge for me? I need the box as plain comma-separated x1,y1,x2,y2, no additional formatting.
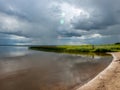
76,52,120,90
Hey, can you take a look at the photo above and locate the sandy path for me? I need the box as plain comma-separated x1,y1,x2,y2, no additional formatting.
76,52,120,90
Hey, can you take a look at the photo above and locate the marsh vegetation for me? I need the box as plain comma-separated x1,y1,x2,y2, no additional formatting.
29,44,120,55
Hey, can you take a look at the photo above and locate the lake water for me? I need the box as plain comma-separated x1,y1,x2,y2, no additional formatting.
0,46,112,90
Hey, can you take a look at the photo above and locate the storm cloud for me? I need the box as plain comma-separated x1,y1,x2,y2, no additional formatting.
71,0,120,30
0,0,120,45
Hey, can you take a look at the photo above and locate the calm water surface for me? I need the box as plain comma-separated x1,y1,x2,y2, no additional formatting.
0,46,112,90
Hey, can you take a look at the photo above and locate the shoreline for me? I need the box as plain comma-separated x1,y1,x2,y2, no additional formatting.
76,52,120,90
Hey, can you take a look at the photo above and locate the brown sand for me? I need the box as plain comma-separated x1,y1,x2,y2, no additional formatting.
76,52,120,90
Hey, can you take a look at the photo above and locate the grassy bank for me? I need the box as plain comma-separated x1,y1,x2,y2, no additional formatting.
29,44,120,54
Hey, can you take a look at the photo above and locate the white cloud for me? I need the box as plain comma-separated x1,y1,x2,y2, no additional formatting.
60,3,88,21
0,12,30,33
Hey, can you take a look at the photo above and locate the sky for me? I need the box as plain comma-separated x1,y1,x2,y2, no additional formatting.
0,0,120,45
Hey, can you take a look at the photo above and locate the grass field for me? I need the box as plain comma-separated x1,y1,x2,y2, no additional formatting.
29,44,120,55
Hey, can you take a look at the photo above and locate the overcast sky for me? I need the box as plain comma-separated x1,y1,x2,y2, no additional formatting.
0,0,120,45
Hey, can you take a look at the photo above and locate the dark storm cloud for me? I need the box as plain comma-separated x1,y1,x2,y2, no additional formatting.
0,0,119,45
0,0,29,21
71,0,120,30
98,25,120,36
58,30,82,37
0,0,60,45
0,32,30,38
0,33,31,45
72,12,118,30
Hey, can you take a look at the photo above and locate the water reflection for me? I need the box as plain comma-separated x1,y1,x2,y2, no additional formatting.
0,47,112,90
0,46,30,58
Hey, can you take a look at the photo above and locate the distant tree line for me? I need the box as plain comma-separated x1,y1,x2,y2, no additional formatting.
115,42,120,45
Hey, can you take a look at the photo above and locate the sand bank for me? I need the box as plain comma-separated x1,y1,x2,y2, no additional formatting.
76,52,120,90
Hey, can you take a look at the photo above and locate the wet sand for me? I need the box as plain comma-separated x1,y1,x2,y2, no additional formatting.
76,52,120,90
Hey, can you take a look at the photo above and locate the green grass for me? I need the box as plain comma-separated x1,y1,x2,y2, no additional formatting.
29,44,120,54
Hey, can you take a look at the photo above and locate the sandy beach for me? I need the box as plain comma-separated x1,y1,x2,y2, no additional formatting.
76,52,120,90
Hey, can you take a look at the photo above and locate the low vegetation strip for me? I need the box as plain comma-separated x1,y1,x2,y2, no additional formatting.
29,44,120,53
